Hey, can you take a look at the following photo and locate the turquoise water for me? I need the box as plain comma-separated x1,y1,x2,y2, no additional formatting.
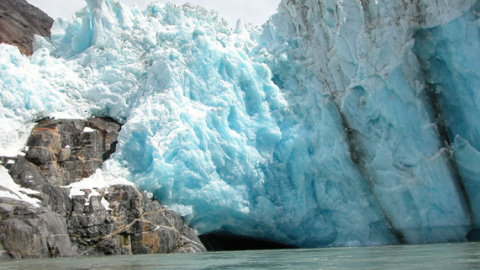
0,242,479,269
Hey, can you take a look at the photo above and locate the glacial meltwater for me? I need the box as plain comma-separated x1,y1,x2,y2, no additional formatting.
1,242,479,270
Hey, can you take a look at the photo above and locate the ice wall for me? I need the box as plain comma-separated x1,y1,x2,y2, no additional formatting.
1,0,479,247
414,2,480,228
255,0,477,244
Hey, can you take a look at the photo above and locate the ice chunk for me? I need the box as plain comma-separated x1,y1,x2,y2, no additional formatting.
83,127,96,133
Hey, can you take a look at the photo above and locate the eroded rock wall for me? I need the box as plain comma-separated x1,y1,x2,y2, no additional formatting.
0,118,205,259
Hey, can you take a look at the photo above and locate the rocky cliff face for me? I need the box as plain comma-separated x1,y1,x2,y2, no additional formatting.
0,118,206,259
0,0,53,55
23,118,120,186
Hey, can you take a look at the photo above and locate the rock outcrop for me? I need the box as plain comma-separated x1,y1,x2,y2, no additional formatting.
0,118,206,259
24,118,120,186
0,197,74,259
0,0,54,55
69,184,205,255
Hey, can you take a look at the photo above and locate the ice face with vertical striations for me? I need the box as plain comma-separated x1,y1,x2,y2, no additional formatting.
414,1,480,229
1,0,479,247
255,0,478,245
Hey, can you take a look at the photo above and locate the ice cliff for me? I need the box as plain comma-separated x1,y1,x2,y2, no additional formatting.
1,0,480,248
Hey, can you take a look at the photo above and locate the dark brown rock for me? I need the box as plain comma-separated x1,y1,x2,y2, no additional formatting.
68,185,206,256
0,0,54,55
0,117,206,259
25,118,121,186
7,156,47,190
0,197,74,259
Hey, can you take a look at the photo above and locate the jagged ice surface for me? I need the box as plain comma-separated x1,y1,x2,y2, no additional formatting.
1,0,480,247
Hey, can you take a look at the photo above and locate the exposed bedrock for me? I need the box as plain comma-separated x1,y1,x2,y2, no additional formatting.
0,0,53,55
0,118,205,259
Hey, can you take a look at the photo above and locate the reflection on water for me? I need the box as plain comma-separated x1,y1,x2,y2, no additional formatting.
0,242,479,270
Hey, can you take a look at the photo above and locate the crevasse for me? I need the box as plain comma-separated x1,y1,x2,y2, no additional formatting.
0,0,479,247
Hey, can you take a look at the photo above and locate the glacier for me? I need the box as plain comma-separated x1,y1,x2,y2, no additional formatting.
1,0,480,248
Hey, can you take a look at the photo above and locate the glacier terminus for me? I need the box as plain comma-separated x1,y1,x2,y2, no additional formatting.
1,0,480,248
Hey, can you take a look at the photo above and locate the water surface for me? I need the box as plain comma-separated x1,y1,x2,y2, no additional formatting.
1,242,479,269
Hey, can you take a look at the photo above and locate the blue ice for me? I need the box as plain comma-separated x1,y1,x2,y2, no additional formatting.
0,0,479,247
